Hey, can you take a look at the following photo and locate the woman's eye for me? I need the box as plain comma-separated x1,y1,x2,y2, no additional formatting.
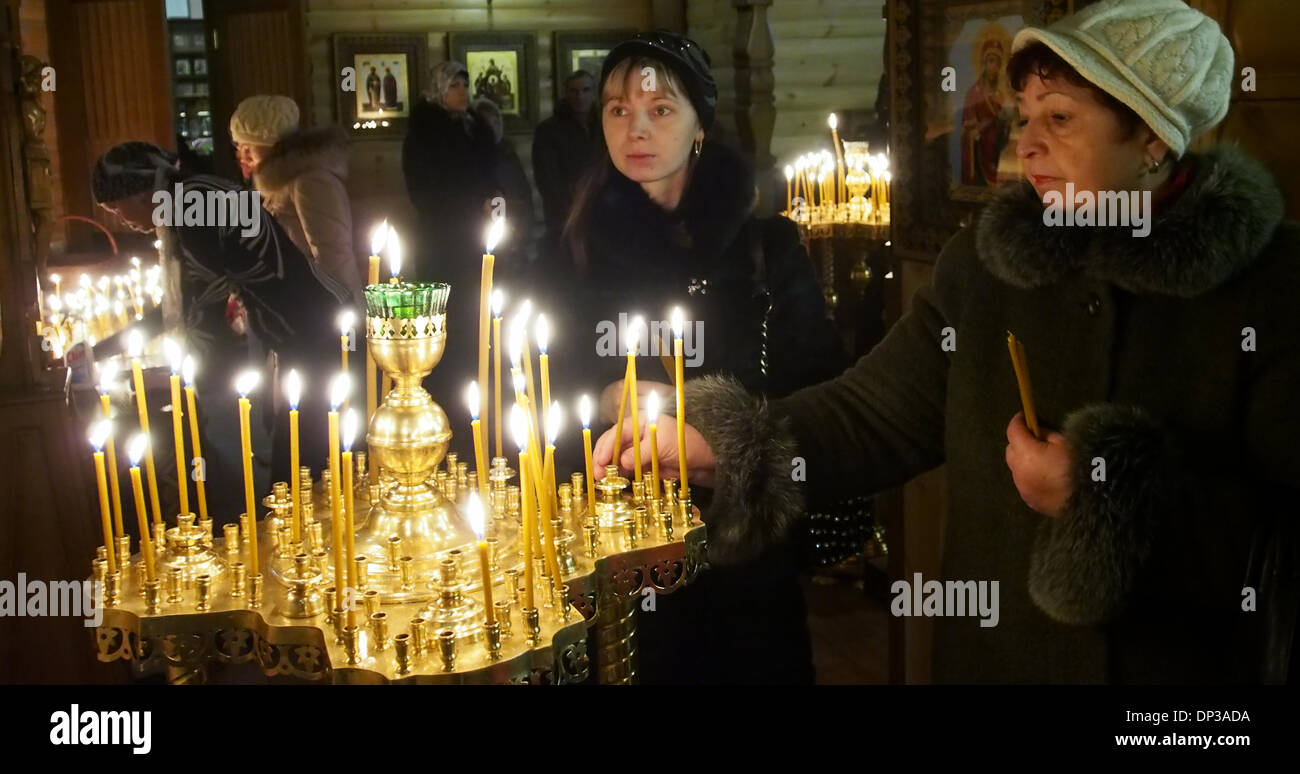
655,106,672,116
609,105,626,117
1015,118,1028,128
1051,113,1069,123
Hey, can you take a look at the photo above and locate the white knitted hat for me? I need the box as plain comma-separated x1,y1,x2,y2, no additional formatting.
1012,0,1233,157
229,95,300,146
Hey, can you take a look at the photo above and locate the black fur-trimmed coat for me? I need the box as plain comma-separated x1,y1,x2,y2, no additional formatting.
687,144,1300,683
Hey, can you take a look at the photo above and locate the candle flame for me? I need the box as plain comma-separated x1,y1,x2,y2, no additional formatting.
546,401,561,446
89,419,112,451
579,394,591,429
671,307,684,340
535,314,549,354
828,113,838,130
466,381,480,420
97,361,120,394
386,227,402,278
182,355,196,387
127,433,147,466
508,314,525,368
127,328,143,358
491,288,504,317
235,370,260,397
467,491,485,539
330,373,350,410
338,309,354,337
342,408,358,451
286,369,301,410
163,337,182,374
627,315,644,356
49,272,61,285
510,403,528,451
79,274,92,288
370,219,390,256
512,370,525,395
784,165,793,180
484,217,506,254
646,390,660,422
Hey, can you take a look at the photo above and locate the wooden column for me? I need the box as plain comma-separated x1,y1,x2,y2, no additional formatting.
732,0,776,215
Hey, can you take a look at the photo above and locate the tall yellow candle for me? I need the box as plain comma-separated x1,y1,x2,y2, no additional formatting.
540,401,563,588
492,290,504,459
521,311,540,433
127,330,163,528
89,421,117,575
579,395,596,511
830,114,846,204
613,360,631,469
468,492,494,625
164,339,189,518
784,165,794,213
672,308,690,503
127,435,156,583
626,316,644,482
181,357,208,523
367,224,387,481
512,406,536,610
341,408,358,596
97,368,125,539
480,220,504,460
338,310,353,412
286,370,302,544
328,375,348,612
536,314,551,428
466,382,489,502
235,371,260,577
646,392,661,506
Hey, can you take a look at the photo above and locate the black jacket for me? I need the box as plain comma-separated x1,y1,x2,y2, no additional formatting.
532,101,596,247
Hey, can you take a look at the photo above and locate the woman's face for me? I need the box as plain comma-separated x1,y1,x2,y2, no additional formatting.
235,142,270,180
1015,73,1168,201
602,68,703,188
443,75,469,112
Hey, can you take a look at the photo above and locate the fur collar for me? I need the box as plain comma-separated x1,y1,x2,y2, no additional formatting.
975,144,1285,298
586,141,757,276
254,126,349,198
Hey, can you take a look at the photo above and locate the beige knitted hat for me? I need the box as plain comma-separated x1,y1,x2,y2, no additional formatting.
1012,0,1234,157
229,95,300,146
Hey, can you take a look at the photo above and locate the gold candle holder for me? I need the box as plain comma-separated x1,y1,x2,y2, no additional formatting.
331,606,347,644
505,568,520,605
485,621,502,660
438,629,457,671
116,535,131,572
249,573,264,607
363,589,382,618
166,567,183,604
198,518,213,549
92,557,106,595
410,616,428,655
584,524,600,558
223,523,240,561
370,611,389,651
195,574,211,612
308,521,324,553
106,570,122,607
399,555,415,592
230,561,246,598
386,535,402,574
493,600,511,638
144,579,162,614
343,625,360,665
276,553,324,619
560,583,572,621
622,517,638,549
679,495,693,527
635,506,650,540
523,607,540,644
353,554,369,590
394,633,412,674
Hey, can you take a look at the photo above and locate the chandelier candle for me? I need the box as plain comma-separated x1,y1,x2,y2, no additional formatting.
366,221,387,479
491,289,504,459
466,382,489,503
328,375,347,613
89,421,117,575
469,493,494,626
286,370,302,544
181,357,208,523
512,406,536,610
127,435,156,583
672,308,689,504
579,395,596,511
96,364,125,540
127,329,163,528
341,407,358,623
164,339,189,518
480,219,504,458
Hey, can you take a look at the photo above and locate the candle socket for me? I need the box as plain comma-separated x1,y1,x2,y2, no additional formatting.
134,560,148,597
584,524,600,558
634,506,650,540
570,472,586,508
116,536,131,569
92,557,106,591
223,523,240,561
485,621,502,660
198,519,213,549
277,553,324,619
659,511,674,541
355,452,368,487
195,574,212,612
394,633,412,674
678,495,693,527
486,537,500,571
410,617,428,655
632,481,645,507
493,601,511,638
353,554,369,590
331,607,347,644
277,523,293,559
560,584,572,621
438,629,457,671
467,472,478,497
456,462,469,491
369,611,389,651
437,558,462,609
308,521,324,553
506,486,521,523
386,536,402,573
144,579,162,614
107,570,122,608
445,452,458,475
554,519,575,574
363,589,381,618
343,625,360,665
622,517,638,549
399,555,415,592
166,567,183,604
505,569,520,605
523,607,541,644
230,561,246,598
249,573,264,607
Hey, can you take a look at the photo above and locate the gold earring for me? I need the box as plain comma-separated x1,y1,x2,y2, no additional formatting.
693,138,703,157
1146,157,1162,175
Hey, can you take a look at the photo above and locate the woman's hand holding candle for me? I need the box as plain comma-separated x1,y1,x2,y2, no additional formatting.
592,418,717,490
1004,411,1073,518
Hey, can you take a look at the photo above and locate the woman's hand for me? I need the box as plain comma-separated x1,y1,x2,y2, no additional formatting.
592,416,717,489
597,379,675,424
1005,411,1074,518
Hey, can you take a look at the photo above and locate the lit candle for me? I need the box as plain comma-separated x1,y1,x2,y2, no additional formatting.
627,316,644,482
646,391,661,506
181,357,208,522
511,405,535,610
235,370,261,576
96,364,125,540
367,221,387,480
127,434,156,583
328,374,349,613
518,300,540,432
536,314,551,429
381,228,399,399
49,272,61,299
127,329,163,528
480,219,505,458
672,308,689,504
491,289,504,459
338,310,354,387
784,165,794,213
541,401,563,588
579,395,596,511
286,369,302,544
830,113,846,204
341,407,358,607
466,381,489,502
164,338,189,518
468,492,494,625
89,420,117,575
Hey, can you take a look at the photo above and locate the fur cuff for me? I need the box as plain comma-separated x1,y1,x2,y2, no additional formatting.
682,375,804,567
1028,403,1180,625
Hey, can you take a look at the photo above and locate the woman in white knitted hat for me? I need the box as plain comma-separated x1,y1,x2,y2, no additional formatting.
597,0,1299,683
230,95,362,297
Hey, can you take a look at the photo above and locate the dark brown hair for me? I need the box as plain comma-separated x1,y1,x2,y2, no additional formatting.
1006,42,1144,139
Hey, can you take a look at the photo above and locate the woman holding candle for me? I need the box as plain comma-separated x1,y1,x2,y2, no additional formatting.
566,31,849,685
603,0,1300,684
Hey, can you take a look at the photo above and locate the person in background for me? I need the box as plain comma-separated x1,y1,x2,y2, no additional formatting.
230,95,362,300
473,97,535,275
533,70,597,272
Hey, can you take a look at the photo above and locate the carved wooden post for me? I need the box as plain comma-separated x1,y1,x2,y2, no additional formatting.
733,0,776,215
